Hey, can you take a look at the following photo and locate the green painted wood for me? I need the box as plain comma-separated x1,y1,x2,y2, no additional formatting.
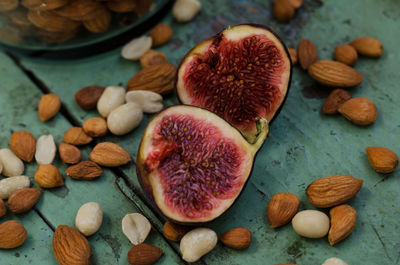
7,0,400,264
0,53,183,265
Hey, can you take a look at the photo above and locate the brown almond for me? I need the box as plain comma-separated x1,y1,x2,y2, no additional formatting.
89,142,131,167
267,192,300,228
75,85,105,110
36,27,78,43
106,0,136,13
0,199,6,218
140,50,168,69
298,39,318,70
53,225,92,265
0,220,27,249
150,24,173,47
8,188,42,214
163,221,190,242
59,142,82,164
83,6,111,33
34,164,64,188
53,0,103,21
127,243,163,265
306,175,363,208
126,64,177,95
22,0,68,11
83,117,108,137
338,97,377,125
321,88,351,114
287,0,302,8
328,204,356,245
350,37,383,57
334,45,358,66
63,127,93,146
308,60,363,87
365,147,398,173
273,0,295,23
0,0,18,12
288,48,298,65
38,93,61,122
28,10,81,33
9,131,36,162
219,227,252,250
66,161,103,180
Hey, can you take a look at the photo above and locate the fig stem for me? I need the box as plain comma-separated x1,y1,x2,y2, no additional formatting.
251,118,269,152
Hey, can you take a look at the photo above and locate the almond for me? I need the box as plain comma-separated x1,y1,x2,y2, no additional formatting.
126,64,177,95
267,192,300,228
365,147,398,173
163,221,190,242
59,142,82,164
273,0,295,23
66,161,103,180
350,37,383,57
306,175,363,208
334,45,358,66
338,97,377,125
53,225,92,265
74,85,105,110
83,6,111,33
9,131,36,162
288,48,298,65
140,50,168,69
287,0,302,8
63,127,93,146
321,88,351,114
150,24,173,47
127,243,163,265
308,60,363,87
0,199,6,218
8,188,42,214
38,93,61,122
328,204,356,245
34,164,64,188
0,220,27,249
83,117,108,137
90,142,131,167
22,0,68,11
106,0,136,13
0,0,18,12
53,0,103,21
298,39,318,70
219,227,252,250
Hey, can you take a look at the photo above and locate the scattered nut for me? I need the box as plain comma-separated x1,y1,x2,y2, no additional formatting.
150,24,173,47
350,37,383,57
288,48,298,65
334,45,358,66
273,0,295,23
75,202,103,236
287,0,302,8
107,103,143,136
298,39,318,70
0,148,24,177
97,86,126,118
180,227,217,262
219,227,252,250
8,188,42,214
122,213,151,245
34,164,64,188
140,50,168,69
35,135,56,165
122,36,152,60
0,220,27,249
322,89,351,114
90,142,131,167
59,142,82,164
63,127,93,146
322,257,349,265
338,97,378,125
292,210,330,238
127,243,163,265
83,117,108,137
0,198,6,218
267,192,300,228
173,0,201,23
75,85,105,110
66,161,103,180
328,204,356,245
0,176,30,199
9,131,36,162
125,91,163,113
365,147,398,173
38,93,61,122
163,221,190,242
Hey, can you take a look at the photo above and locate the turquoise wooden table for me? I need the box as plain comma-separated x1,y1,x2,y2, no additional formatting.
1,0,400,264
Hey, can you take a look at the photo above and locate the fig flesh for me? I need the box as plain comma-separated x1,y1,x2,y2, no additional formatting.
176,24,291,143
137,105,268,223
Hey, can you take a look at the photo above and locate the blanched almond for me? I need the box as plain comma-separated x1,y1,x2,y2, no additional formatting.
0,176,30,199
35,135,56,165
0,148,24,177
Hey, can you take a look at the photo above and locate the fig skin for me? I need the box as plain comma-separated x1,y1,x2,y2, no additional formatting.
136,105,269,225
175,23,292,139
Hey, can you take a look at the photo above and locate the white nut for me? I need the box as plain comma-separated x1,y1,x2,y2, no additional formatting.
322,257,349,265
0,148,24,177
121,36,152,60
173,0,202,23
292,210,330,238
180,227,217,262
0,176,30,199
122,213,151,245
107,103,143,135
35,135,56,165
97,86,126,118
125,90,163,113
75,202,103,236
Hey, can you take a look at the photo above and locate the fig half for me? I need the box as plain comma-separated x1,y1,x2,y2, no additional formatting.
176,24,292,143
137,105,268,223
